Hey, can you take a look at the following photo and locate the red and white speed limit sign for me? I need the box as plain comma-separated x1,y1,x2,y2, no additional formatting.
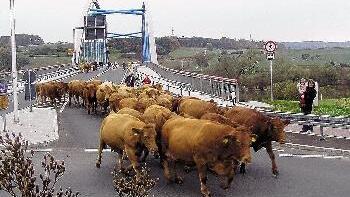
264,41,277,52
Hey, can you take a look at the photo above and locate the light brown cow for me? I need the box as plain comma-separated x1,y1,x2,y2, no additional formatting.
96,114,157,180
0,95,9,110
116,107,143,121
118,97,138,111
96,82,115,114
178,98,224,119
161,117,255,197
68,80,86,106
224,106,290,176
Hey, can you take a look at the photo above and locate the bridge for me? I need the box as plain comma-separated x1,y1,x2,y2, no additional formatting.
0,1,349,197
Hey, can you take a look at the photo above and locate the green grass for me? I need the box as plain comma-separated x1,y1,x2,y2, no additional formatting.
268,99,350,116
29,56,71,68
168,47,206,59
280,48,350,66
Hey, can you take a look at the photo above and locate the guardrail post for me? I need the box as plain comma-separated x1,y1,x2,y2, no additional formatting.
188,85,191,96
167,84,170,91
3,114,6,132
180,85,183,96
319,126,325,141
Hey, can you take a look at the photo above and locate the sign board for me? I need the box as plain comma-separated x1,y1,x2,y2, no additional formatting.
23,70,37,84
24,84,36,100
264,41,277,52
266,52,275,60
23,70,37,101
0,79,7,94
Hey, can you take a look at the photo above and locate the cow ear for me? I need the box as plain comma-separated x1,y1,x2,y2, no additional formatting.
222,135,237,148
132,128,143,136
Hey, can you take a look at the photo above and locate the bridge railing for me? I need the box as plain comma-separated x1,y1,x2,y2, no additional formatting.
141,64,350,133
242,104,350,137
146,64,239,105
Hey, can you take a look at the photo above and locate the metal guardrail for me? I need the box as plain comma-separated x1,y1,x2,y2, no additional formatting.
146,64,239,104
0,64,71,78
5,66,81,96
137,69,236,107
239,103,350,133
140,65,349,132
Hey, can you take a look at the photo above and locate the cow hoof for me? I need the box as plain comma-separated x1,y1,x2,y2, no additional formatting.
272,170,279,178
175,176,184,184
239,166,246,174
96,163,101,168
220,183,230,190
184,165,192,173
201,190,211,197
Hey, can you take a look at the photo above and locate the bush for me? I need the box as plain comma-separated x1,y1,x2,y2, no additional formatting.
273,80,299,100
113,165,158,197
0,132,79,197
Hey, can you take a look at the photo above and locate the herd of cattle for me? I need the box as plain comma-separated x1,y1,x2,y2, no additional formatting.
35,79,290,196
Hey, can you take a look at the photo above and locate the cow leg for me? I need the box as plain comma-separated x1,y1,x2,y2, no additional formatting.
125,146,141,181
194,156,211,197
68,94,72,106
265,142,279,176
96,140,105,168
239,162,246,174
163,153,176,183
117,152,125,172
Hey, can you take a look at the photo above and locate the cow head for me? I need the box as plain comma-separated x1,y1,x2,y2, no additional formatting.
221,131,257,164
211,159,234,190
269,118,290,144
133,124,158,154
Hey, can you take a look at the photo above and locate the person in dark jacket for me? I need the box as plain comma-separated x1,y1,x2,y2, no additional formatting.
142,75,151,85
301,79,317,133
124,73,137,87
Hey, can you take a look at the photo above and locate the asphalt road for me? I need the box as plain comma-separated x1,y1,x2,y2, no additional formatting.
1,66,350,197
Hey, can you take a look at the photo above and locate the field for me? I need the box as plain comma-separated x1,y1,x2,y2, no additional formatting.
29,56,71,68
269,99,350,116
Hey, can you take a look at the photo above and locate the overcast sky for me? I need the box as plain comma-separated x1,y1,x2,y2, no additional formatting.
0,0,350,43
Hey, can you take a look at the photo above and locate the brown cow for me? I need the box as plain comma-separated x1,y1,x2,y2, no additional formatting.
161,117,256,197
96,114,157,181
224,106,290,176
118,97,138,111
201,113,241,128
83,83,98,114
142,105,176,161
177,98,224,119
116,107,143,121
68,80,86,106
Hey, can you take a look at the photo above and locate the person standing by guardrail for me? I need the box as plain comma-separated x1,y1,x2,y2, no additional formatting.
300,79,317,133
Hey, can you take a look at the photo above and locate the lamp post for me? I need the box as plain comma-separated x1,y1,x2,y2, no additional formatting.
10,0,19,123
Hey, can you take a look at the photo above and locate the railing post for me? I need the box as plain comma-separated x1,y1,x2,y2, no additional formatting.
3,114,6,132
320,126,325,141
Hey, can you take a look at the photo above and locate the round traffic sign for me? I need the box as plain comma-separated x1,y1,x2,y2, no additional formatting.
265,41,277,52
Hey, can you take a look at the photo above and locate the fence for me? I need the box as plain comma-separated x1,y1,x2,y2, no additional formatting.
145,64,239,104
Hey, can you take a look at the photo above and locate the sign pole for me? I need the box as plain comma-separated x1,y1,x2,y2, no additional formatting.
264,41,277,102
10,0,19,123
28,70,32,112
270,59,273,101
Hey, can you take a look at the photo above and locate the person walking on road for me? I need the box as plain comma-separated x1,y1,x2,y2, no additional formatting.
300,79,317,133
142,75,152,85
124,72,137,87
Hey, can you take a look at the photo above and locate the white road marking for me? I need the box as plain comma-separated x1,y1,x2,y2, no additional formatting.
85,149,112,152
60,100,69,113
284,142,350,153
279,153,346,160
